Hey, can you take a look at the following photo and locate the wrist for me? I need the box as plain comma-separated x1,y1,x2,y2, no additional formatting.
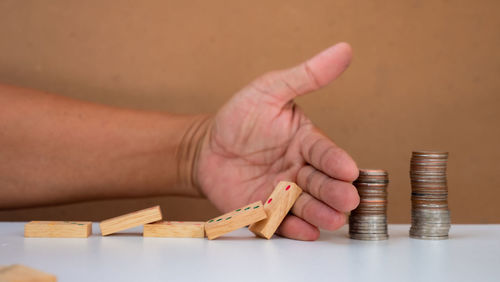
176,114,213,197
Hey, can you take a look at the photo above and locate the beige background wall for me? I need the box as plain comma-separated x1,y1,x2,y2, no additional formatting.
0,1,499,223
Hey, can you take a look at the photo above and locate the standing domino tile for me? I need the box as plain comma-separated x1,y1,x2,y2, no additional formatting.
144,221,205,238
99,206,162,236
0,264,57,282
205,201,267,240
249,181,303,239
24,221,92,238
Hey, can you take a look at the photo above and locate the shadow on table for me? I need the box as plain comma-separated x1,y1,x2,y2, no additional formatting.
209,236,260,241
101,232,142,237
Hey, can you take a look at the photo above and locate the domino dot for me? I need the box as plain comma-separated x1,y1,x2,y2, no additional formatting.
267,198,272,204
285,185,291,191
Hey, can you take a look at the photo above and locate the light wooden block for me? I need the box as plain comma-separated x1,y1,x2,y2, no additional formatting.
99,205,162,236
24,221,92,238
143,221,205,238
249,181,303,239
205,201,267,240
0,264,57,282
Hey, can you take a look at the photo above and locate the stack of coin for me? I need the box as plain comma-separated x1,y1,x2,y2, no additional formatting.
349,169,389,240
409,151,451,239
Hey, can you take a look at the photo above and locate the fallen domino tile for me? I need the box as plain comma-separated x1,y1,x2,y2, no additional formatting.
143,221,205,238
0,264,57,282
99,205,162,236
249,181,302,239
205,201,267,240
24,221,92,238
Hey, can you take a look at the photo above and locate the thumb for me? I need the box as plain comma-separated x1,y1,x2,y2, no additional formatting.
250,42,352,105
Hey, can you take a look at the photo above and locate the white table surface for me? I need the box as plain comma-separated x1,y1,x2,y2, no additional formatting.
1,223,499,282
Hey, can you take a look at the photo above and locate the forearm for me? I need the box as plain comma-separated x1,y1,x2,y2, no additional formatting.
0,84,210,208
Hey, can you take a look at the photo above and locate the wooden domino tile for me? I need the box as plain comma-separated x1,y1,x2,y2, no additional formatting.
249,181,303,239
99,205,162,236
24,221,92,238
143,221,205,238
0,264,57,282
205,201,267,240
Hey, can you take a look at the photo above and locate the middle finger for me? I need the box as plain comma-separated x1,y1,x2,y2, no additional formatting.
296,165,359,212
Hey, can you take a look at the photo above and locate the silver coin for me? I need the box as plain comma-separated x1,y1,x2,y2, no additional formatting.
350,234,389,241
409,234,449,240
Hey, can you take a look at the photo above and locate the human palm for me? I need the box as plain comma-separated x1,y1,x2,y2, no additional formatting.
196,43,360,240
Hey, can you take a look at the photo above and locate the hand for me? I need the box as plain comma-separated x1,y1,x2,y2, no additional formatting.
195,43,359,241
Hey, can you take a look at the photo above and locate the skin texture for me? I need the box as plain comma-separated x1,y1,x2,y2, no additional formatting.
0,43,359,241
0,84,205,206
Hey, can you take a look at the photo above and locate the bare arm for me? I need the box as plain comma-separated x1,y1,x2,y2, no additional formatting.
0,43,359,240
0,84,209,208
